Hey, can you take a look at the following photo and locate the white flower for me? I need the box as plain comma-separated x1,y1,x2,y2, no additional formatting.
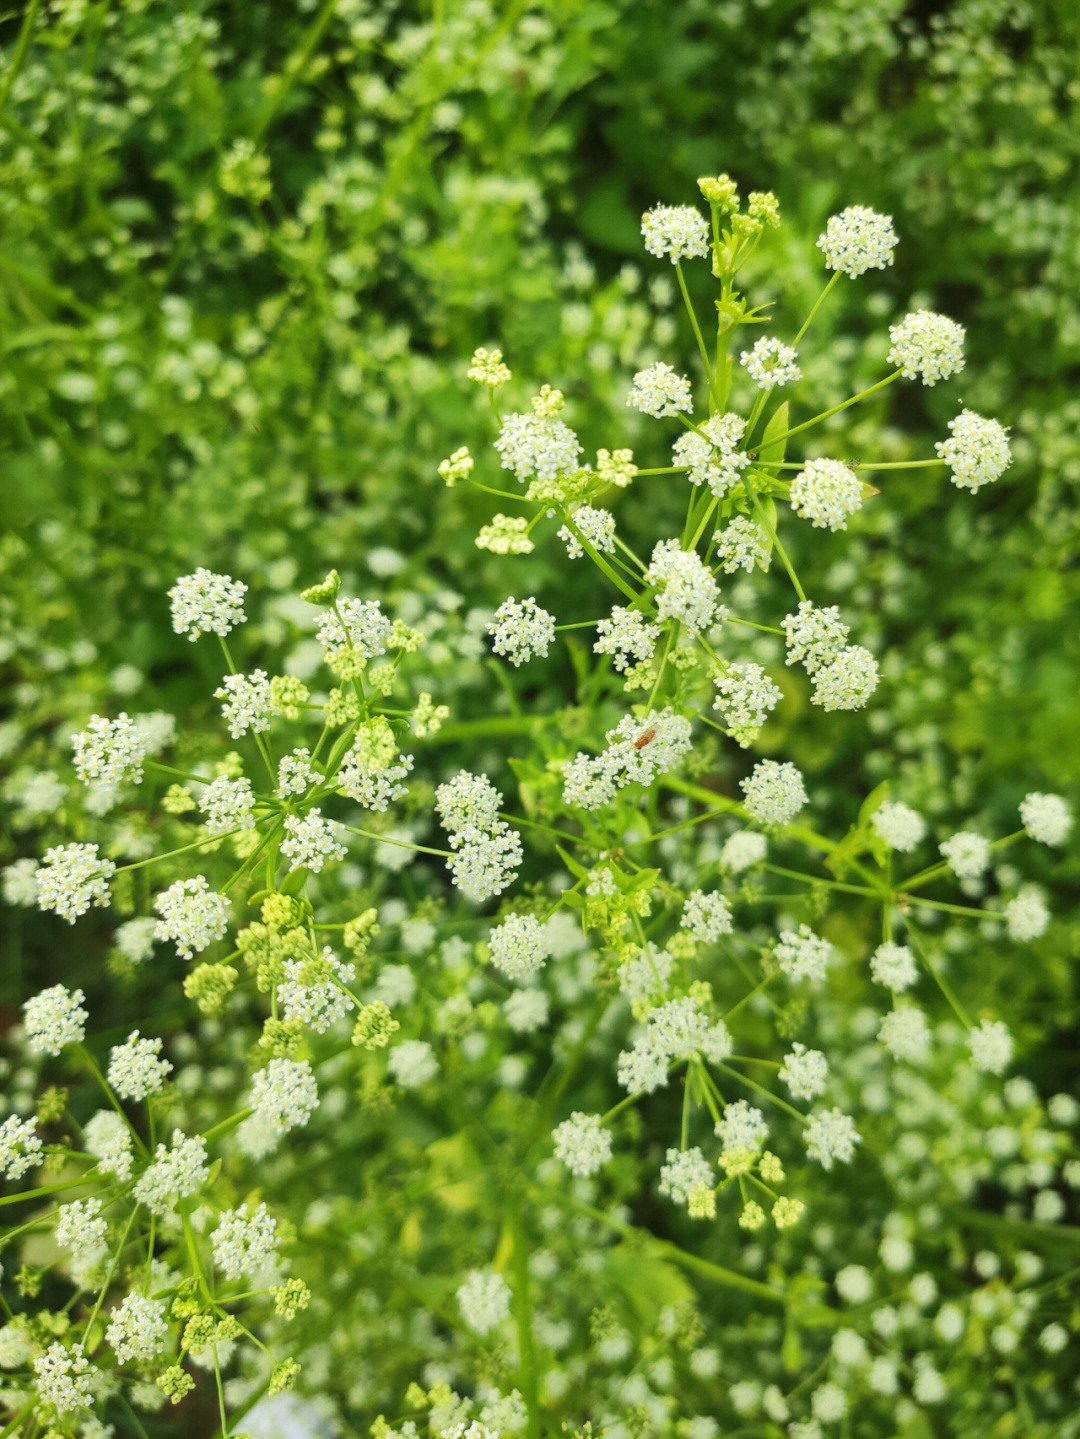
681,889,734,943
438,446,474,485
817,206,898,277
715,1101,768,1153
715,516,770,574
936,410,1011,491
594,605,661,672
805,1108,861,1169
721,830,767,872
641,204,710,263
387,1038,439,1088
775,924,832,983
55,1197,108,1273
627,362,693,418
153,875,230,959
740,760,808,825
672,412,750,496
467,347,511,387
133,1129,209,1216
645,539,719,633
106,1293,168,1365
488,913,550,980
659,1146,714,1205
198,775,256,834
789,458,863,531
871,802,926,852
281,809,346,873
212,1203,279,1280
488,596,556,666
435,770,503,832
810,644,879,711
214,670,272,739
939,831,991,879
779,1043,828,1100
445,822,523,902
279,948,356,1033
558,504,616,559
878,1007,932,1063
250,1058,319,1132
2,856,39,906
277,747,319,798
0,1114,44,1181
37,843,115,923
84,1110,133,1180
169,569,247,641
108,1031,172,1101
33,1342,94,1414
553,1113,612,1177
1019,792,1071,846
72,713,152,787
1005,884,1049,941
494,398,582,482
887,310,965,385
114,916,159,963
24,985,88,1055
740,336,801,389
458,1269,511,1333
713,662,782,745
781,601,848,674
869,942,918,991
316,598,392,664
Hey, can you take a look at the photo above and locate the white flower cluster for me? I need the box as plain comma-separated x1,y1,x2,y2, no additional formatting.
339,748,413,812
645,539,720,633
887,310,965,385
681,889,733,943
968,1019,1013,1074
713,662,783,746
84,1110,133,1179
387,1038,439,1088
488,596,556,666
458,1269,512,1334
106,1293,168,1365
782,601,848,672
467,346,511,387
169,568,247,641
438,445,474,485
281,809,346,873
935,409,1012,491
55,1198,108,1271
279,948,357,1032
939,830,991,879
1005,884,1050,941
775,924,832,982
715,1099,769,1153
594,605,661,672
1019,791,1071,846
107,1030,172,1101
871,801,926,852
659,1146,714,1206
133,1129,209,1216
789,458,864,532
277,746,319,798
740,336,801,389
488,912,550,980
779,1042,829,1099
198,774,256,834
24,984,88,1055
153,875,230,958
627,362,693,418
558,504,615,558
72,713,152,788
879,1006,932,1064
316,598,392,664
870,941,918,991
715,516,770,574
37,842,115,923
212,1202,279,1280
215,670,272,738
552,1111,613,1177
617,995,732,1093
0,1113,44,1181
740,760,808,825
494,393,582,483
33,1342,94,1415
641,204,710,263
816,206,898,277
672,411,750,496
435,770,523,902
561,708,692,811
780,601,877,711
804,1107,861,1169
722,829,768,872
250,1058,319,1132
811,644,879,712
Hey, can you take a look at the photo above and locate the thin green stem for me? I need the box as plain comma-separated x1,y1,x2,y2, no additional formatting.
792,271,840,346
762,370,902,448
675,260,718,409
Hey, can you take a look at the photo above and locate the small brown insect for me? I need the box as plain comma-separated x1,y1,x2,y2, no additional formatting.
634,727,657,750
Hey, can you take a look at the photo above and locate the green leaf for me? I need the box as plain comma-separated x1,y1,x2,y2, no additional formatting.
555,845,590,881
756,401,789,472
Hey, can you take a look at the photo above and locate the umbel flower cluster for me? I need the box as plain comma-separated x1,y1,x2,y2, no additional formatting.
2,180,1073,1439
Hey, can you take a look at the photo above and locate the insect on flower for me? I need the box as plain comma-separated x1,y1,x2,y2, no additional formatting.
634,727,657,750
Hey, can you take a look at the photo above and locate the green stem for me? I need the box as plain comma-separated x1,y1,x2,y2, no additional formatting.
905,925,972,1028
792,271,840,346
745,472,805,602
675,260,718,410
762,370,902,448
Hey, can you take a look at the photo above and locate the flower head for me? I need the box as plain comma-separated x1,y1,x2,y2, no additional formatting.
817,206,898,277
169,569,247,641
